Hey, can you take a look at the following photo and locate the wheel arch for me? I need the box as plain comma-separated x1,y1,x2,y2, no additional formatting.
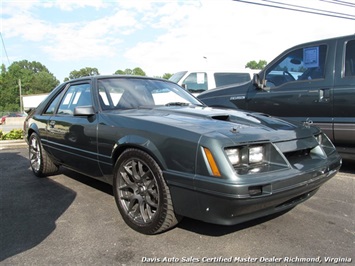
111,135,167,170
26,123,40,142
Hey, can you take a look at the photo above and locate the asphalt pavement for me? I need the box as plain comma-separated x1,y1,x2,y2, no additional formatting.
0,147,354,266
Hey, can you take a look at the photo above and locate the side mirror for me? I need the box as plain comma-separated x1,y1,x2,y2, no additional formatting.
74,106,95,116
252,73,269,91
181,83,187,90
252,74,263,89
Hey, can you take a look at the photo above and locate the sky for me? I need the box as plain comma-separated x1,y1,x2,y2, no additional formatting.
1,0,354,82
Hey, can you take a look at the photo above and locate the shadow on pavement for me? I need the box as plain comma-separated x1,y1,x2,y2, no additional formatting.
0,151,76,261
60,168,113,196
340,159,355,174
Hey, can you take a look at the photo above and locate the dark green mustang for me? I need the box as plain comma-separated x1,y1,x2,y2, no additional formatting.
24,75,341,234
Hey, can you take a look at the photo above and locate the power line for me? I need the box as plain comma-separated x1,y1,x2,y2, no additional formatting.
262,0,355,19
0,32,11,65
320,0,355,8
233,0,355,20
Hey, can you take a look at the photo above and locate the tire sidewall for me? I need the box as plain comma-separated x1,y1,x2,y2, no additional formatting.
113,149,168,234
29,133,44,177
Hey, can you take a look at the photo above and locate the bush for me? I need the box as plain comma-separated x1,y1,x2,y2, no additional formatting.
0,129,24,140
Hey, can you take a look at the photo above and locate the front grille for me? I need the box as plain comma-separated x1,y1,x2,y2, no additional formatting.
284,148,313,165
274,137,320,168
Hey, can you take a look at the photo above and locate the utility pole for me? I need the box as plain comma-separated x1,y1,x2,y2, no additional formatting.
18,79,23,113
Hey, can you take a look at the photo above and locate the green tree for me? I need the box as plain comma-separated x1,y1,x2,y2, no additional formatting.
115,69,126,75
64,67,100,81
0,61,59,112
162,73,173,80
132,67,146,76
245,60,267,70
114,67,146,76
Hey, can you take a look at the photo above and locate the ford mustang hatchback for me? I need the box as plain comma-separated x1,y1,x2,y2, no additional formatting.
24,75,342,234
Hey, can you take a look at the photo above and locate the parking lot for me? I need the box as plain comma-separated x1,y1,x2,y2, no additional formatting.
0,147,354,265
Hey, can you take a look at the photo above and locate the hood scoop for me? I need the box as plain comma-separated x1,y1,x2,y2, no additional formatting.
211,115,230,121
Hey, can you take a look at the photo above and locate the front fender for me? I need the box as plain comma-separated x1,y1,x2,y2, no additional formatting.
113,135,167,170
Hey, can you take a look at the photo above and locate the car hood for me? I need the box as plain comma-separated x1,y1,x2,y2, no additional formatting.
110,106,319,144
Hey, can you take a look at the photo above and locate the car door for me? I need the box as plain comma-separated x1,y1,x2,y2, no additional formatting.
45,81,102,177
332,37,355,148
245,41,335,139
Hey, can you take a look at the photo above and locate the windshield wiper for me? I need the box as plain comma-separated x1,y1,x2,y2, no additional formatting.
165,102,190,106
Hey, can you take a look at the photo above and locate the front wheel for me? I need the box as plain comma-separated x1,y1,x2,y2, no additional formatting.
113,148,180,234
29,133,58,177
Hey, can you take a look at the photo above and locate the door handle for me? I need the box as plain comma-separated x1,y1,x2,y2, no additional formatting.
319,89,330,102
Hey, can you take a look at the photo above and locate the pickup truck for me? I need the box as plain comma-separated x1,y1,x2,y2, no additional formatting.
169,70,257,95
197,35,355,160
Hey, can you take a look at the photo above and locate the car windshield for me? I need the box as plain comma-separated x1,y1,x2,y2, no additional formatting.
168,71,187,83
97,77,203,110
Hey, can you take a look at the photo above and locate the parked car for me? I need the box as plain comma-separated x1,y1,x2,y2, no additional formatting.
24,75,341,234
0,112,25,125
197,35,355,160
169,70,258,95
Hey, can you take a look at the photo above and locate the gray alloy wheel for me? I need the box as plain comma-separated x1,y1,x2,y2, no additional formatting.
29,133,58,177
113,148,180,234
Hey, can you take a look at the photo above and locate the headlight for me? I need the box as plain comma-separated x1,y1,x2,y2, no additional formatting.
249,146,264,164
225,143,288,175
225,145,264,166
225,148,240,165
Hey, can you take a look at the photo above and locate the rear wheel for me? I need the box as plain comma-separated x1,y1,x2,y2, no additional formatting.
29,133,58,177
113,148,180,234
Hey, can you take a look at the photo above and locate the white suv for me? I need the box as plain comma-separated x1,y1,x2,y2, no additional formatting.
169,70,259,95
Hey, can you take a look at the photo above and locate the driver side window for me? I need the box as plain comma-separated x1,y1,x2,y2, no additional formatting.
57,83,92,115
266,45,327,87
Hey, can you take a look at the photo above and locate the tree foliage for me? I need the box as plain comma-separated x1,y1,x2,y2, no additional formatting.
64,67,100,81
162,73,172,79
114,67,146,76
245,60,267,70
0,61,59,112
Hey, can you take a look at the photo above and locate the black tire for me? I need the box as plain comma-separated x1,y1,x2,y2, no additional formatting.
113,148,180,234
29,133,58,177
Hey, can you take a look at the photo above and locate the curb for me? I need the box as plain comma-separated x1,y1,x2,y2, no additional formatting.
0,139,28,150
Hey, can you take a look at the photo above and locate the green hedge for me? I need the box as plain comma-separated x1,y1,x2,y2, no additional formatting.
0,129,24,140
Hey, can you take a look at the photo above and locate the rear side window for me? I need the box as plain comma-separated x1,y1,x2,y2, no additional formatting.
345,40,355,77
214,73,251,87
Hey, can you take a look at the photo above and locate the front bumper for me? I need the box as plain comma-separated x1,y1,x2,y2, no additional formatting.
166,152,341,225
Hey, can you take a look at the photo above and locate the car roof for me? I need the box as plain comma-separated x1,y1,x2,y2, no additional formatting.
63,75,170,84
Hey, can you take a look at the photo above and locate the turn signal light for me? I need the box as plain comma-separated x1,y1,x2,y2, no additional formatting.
203,147,221,177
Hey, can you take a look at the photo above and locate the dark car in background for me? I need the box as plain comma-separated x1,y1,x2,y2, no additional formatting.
198,35,355,160
24,75,341,234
